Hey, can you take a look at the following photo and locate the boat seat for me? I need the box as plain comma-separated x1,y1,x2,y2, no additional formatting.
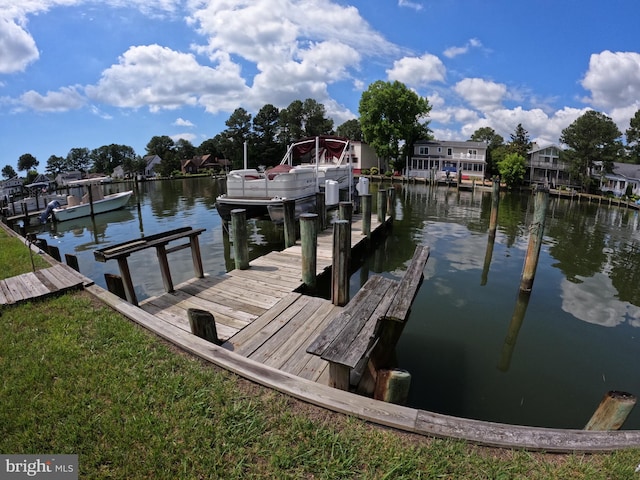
67,195,80,207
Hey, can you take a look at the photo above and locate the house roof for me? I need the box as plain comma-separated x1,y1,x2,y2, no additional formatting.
611,162,640,181
528,143,563,154
414,139,487,149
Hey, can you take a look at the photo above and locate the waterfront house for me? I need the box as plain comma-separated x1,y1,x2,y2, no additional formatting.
55,171,83,186
525,144,574,188
408,140,487,181
112,165,125,179
598,162,640,197
143,155,162,178
0,176,23,202
347,141,379,173
181,155,230,174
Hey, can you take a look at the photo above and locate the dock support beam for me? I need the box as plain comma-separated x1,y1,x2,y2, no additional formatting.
283,199,296,248
300,213,318,290
188,308,223,346
585,391,637,431
332,219,350,306
520,187,549,292
231,208,249,270
377,189,387,224
361,194,372,238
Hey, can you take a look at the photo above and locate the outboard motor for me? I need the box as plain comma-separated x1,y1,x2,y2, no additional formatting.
39,200,60,224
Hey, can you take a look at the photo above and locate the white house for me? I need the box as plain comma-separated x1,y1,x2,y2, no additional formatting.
55,171,83,186
408,140,486,181
143,155,162,178
526,144,574,188
346,141,378,173
0,177,23,202
598,162,640,197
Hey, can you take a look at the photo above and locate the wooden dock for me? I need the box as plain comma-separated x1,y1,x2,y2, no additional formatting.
137,214,388,384
0,264,92,306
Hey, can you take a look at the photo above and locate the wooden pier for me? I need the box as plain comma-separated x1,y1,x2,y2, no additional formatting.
0,264,92,306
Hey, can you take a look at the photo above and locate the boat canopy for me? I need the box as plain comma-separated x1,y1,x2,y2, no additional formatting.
284,136,350,165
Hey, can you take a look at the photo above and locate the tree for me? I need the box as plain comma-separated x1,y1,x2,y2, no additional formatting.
253,104,283,167
301,98,333,137
223,108,253,169
626,109,640,164
66,148,91,172
174,139,197,162
470,127,504,178
197,138,224,158
359,80,431,172
336,119,363,141
17,153,39,172
559,110,622,192
497,153,527,189
45,155,67,178
2,165,17,179
507,123,532,158
278,100,305,145
146,136,177,177
90,144,137,174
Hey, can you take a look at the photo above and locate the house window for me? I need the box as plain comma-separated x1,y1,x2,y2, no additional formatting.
418,146,429,155
447,148,452,156
468,149,477,157
437,147,442,153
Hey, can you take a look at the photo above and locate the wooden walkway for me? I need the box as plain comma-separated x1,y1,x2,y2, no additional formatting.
0,264,92,306
138,214,386,384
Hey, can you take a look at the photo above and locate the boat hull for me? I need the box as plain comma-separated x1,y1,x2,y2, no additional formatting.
52,191,133,222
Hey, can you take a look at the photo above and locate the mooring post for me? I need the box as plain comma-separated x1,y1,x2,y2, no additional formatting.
361,194,372,237
231,208,249,270
489,177,500,235
584,391,637,430
65,253,80,272
339,201,352,223
300,213,318,290
316,191,326,231
519,186,549,292
104,273,127,300
283,199,297,248
387,186,396,221
377,189,387,224
187,308,223,346
374,369,412,405
332,219,350,306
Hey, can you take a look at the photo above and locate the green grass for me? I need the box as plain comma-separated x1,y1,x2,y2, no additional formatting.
0,227,50,278
1,228,639,478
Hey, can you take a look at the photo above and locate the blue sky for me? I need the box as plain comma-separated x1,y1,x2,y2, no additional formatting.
1,0,639,174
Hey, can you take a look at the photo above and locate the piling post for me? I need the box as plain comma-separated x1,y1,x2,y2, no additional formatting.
283,199,297,248
519,186,549,292
187,308,223,346
489,177,500,235
65,253,80,272
374,369,412,405
300,213,318,290
377,189,387,224
387,186,396,221
339,201,352,223
584,391,637,431
332,219,350,306
316,191,326,231
361,194,372,237
104,273,127,300
231,208,249,270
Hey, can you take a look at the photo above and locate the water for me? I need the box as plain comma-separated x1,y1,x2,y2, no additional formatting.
25,178,640,429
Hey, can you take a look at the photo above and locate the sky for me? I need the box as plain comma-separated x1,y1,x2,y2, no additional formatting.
1,0,640,174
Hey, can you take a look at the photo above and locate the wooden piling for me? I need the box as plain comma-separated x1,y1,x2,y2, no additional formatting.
331,219,350,306
65,253,80,272
300,213,318,290
231,209,249,270
361,194,372,238
104,273,127,300
316,192,326,231
339,201,352,223
374,369,411,405
47,245,62,262
489,177,500,235
283,199,297,248
520,187,549,292
584,391,637,431
377,189,387,224
387,186,395,220
187,308,223,345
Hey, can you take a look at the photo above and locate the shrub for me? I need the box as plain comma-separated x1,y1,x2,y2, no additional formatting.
370,167,379,175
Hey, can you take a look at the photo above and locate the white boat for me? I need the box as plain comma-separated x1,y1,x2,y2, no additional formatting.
215,136,353,222
46,178,133,223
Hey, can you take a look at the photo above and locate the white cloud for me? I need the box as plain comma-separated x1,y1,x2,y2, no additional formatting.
174,117,195,127
19,86,85,112
387,53,446,87
170,132,197,143
581,51,640,110
443,38,483,59
84,45,249,113
0,17,39,73
398,0,423,11
453,78,507,111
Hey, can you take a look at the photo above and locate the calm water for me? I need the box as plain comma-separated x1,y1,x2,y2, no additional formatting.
26,178,640,429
